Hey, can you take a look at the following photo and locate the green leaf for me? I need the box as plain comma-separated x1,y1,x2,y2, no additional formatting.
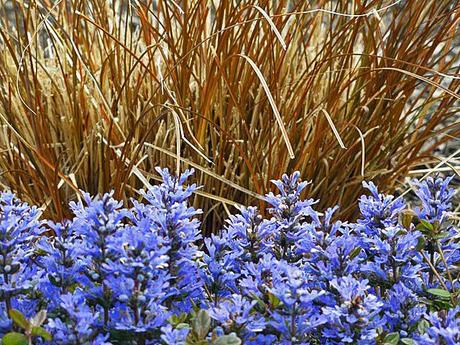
383,332,400,345
433,299,453,310
420,219,434,232
30,310,47,327
8,310,29,331
416,236,426,251
434,232,450,240
185,340,208,345
268,292,281,308
191,310,211,339
401,338,416,345
214,335,242,345
418,319,429,334
400,209,416,229
2,332,28,345
427,288,451,299
349,247,362,260
168,313,188,326
31,326,52,341
176,323,191,330
249,292,266,310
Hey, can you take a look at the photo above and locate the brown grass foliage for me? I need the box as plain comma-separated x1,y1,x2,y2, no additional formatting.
0,0,460,233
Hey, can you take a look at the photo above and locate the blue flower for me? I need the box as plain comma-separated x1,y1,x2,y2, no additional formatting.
46,290,108,344
321,276,384,344
209,294,265,333
36,221,86,309
417,307,460,345
357,181,406,234
384,282,426,335
1,170,459,344
160,324,189,344
136,168,203,312
265,172,320,261
0,191,42,333
413,176,454,224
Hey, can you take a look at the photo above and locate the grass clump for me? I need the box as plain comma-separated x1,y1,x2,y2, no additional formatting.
0,0,459,232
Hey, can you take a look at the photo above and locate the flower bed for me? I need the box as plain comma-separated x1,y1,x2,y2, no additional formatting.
0,168,459,344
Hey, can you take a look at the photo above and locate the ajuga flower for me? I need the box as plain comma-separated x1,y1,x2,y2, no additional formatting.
265,172,320,261
413,176,455,224
160,324,189,344
137,168,203,312
46,290,109,344
417,307,460,345
358,181,406,234
0,191,41,333
1,170,459,345
321,276,384,344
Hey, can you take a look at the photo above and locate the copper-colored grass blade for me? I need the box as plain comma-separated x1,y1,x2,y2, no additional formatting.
238,53,295,159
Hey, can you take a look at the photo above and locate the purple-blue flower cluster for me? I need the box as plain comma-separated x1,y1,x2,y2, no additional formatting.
0,169,459,344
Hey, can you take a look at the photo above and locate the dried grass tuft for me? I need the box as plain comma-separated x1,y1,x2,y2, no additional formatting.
1,0,460,233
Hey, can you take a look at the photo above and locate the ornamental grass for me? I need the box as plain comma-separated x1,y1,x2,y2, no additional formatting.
0,1,460,233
